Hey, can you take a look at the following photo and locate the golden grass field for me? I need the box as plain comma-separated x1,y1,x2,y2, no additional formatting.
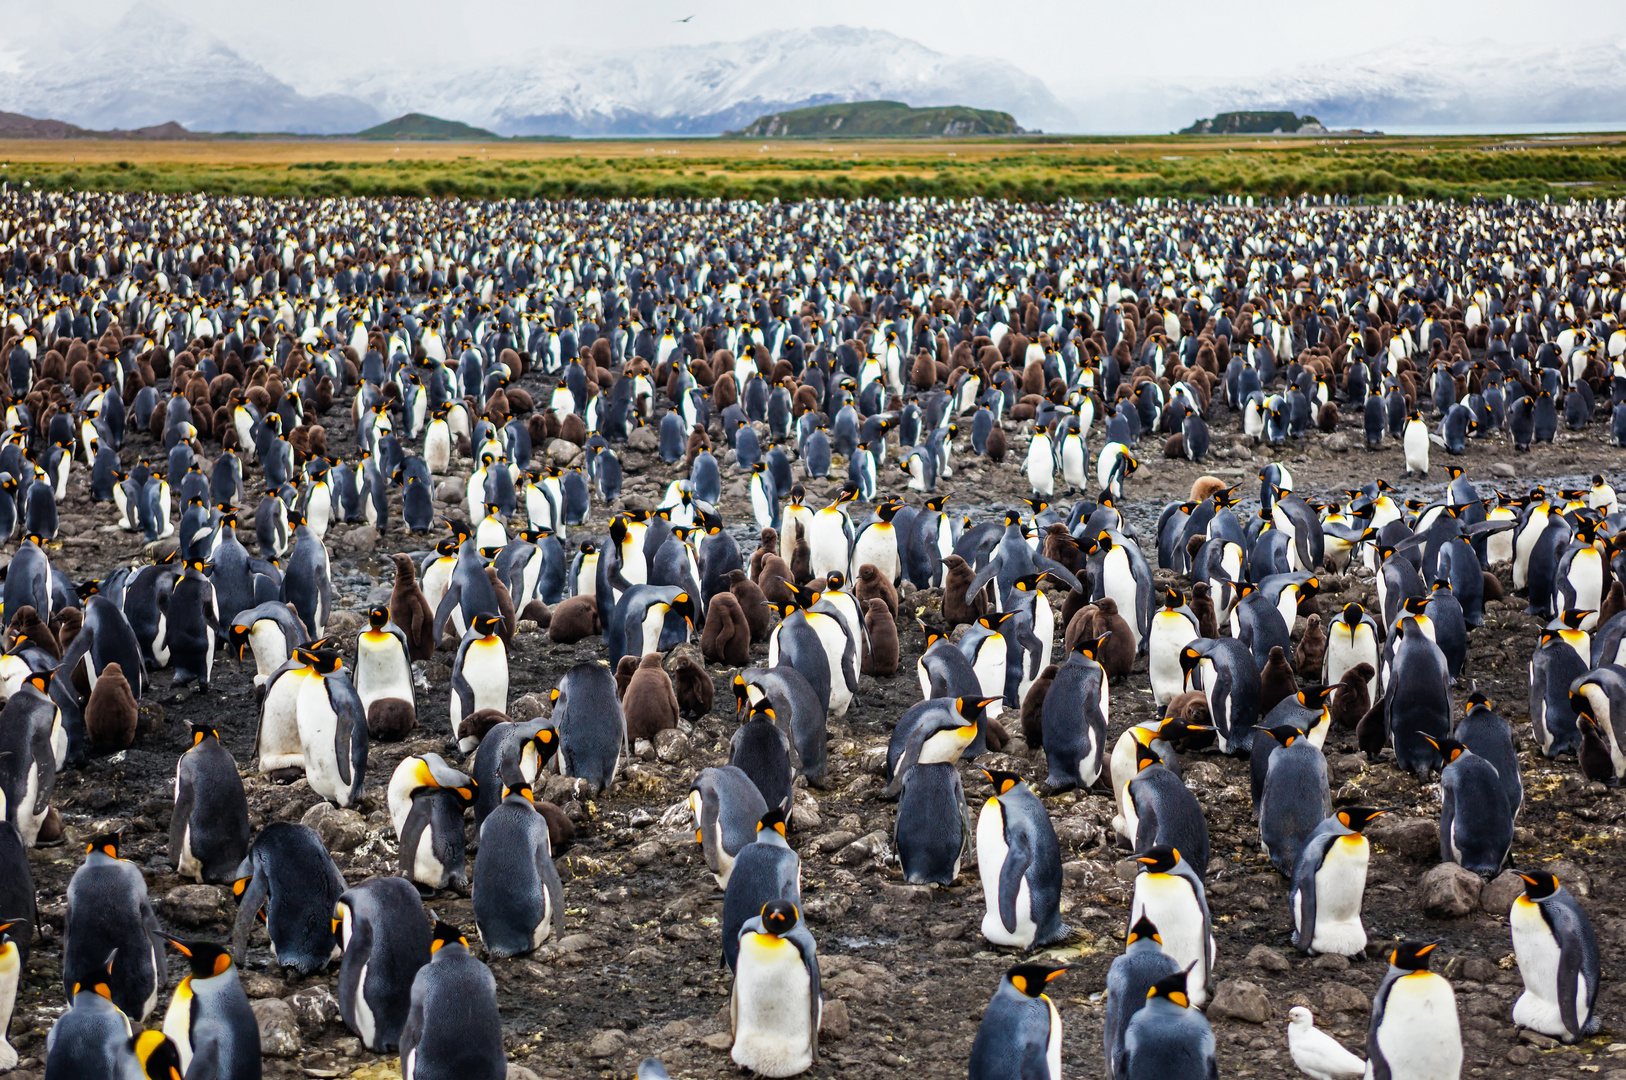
2,131,1623,200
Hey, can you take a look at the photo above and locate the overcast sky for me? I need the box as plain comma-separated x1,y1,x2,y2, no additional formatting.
9,0,1625,98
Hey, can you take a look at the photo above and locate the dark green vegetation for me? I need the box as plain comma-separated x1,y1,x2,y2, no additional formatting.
357,113,501,141
1181,111,1321,135
9,133,1626,201
728,100,1024,138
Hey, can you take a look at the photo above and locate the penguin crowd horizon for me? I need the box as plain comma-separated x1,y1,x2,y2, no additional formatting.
0,185,1616,1080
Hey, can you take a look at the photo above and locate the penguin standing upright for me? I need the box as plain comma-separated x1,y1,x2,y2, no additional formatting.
159,938,260,1080
472,767,563,959
0,923,19,1071
975,770,1068,949
1129,846,1213,1008
450,613,508,732
1258,725,1330,876
1509,869,1600,1043
720,807,801,971
282,512,332,638
1148,588,1200,706
230,821,346,975
1125,742,1211,878
1102,917,1180,1080
0,669,65,845
295,647,368,808
1040,632,1111,791
1114,970,1217,1080
334,876,433,1052
355,605,416,740
968,963,1067,1080
895,719,977,885
398,921,507,1080
729,699,796,816
1366,942,1462,1080
167,559,219,688
388,753,476,892
1429,735,1513,877
553,660,626,795
62,834,165,1021
45,977,142,1078
1290,806,1391,957
730,900,821,1078
170,723,250,885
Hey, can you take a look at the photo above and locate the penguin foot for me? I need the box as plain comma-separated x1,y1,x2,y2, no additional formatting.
266,766,306,785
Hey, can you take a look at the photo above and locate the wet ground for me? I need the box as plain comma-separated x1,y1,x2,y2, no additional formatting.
4,358,1625,1080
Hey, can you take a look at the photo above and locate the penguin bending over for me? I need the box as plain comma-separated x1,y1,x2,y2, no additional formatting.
690,765,770,889
230,821,346,975
388,753,476,892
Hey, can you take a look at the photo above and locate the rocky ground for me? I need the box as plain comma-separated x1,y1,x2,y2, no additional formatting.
3,360,1625,1080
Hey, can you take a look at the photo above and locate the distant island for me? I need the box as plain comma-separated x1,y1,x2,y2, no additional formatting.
0,110,193,140
358,113,499,140
726,100,1027,138
1181,111,1326,135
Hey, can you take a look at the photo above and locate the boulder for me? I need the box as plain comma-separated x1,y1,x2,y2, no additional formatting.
251,998,303,1057
161,885,226,929
1366,816,1440,862
301,803,368,852
1207,979,1271,1024
1420,862,1483,918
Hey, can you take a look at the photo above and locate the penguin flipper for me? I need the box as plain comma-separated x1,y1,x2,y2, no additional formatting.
1555,929,1587,1041
1032,553,1081,590
432,581,463,644
1289,839,1324,953
996,826,1033,935
964,559,1001,607
537,830,564,944
231,868,269,966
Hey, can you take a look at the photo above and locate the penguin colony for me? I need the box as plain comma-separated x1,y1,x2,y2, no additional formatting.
0,187,1614,1080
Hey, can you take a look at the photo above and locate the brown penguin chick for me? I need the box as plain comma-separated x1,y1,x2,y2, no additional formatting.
519,599,551,628
684,425,712,468
535,801,576,853
711,371,739,411
1162,433,1186,459
910,351,937,390
1163,690,1210,726
1091,598,1136,683
667,650,714,717
367,696,417,741
726,570,772,641
853,563,899,617
1057,570,1094,630
1258,646,1298,715
756,554,797,606
1042,524,1080,574
548,595,600,643
862,598,899,677
1329,663,1374,729
983,714,1011,752
388,553,436,662
1294,613,1326,680
1190,582,1219,639
984,425,1007,462
51,606,83,652
1189,475,1227,503
85,663,139,753
614,655,640,699
1019,664,1058,747
1579,717,1619,787
558,412,587,446
790,521,812,584
941,554,985,628
7,605,60,658
1184,533,1207,568
1316,401,1339,433
750,530,778,580
1063,604,1100,655
623,654,681,741
455,708,511,750
1355,696,1387,760
484,567,517,641
699,592,752,667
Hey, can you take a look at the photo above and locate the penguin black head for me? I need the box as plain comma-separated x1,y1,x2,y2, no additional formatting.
825,570,846,592
190,723,219,747
792,583,821,611
1340,603,1365,627
85,832,122,860
1145,969,1193,1008
756,806,788,838
1177,644,1204,676
130,1029,184,1080
758,899,799,937
472,613,503,638
1420,734,1467,763
1134,845,1180,874
164,937,235,979
980,768,1023,795
1075,630,1112,661
1294,686,1338,710
1333,806,1394,834
1006,962,1068,998
1465,692,1495,715
23,668,52,696
1388,940,1440,972
1514,870,1560,901
430,920,470,954
747,698,776,725
1162,587,1183,610
579,541,596,556
303,648,343,676
1125,915,1162,946
955,696,999,723
1401,595,1429,616
367,606,390,632
1133,741,1161,774
436,538,460,558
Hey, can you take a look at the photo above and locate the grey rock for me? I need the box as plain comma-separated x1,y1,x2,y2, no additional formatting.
507,1066,544,1080
654,729,688,764
435,478,463,504
1367,816,1440,862
1324,433,1351,453
1246,944,1290,972
586,1028,627,1058
161,884,225,928
1321,982,1368,1013
286,985,342,1036
251,998,303,1057
1208,979,1271,1023
344,525,378,552
1420,862,1484,918
1490,462,1518,479
510,692,550,722
301,802,368,852
1481,870,1523,915
820,998,850,1039
1546,859,1591,897
627,426,659,452
548,439,584,465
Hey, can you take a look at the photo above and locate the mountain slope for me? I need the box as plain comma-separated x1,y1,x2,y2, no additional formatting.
358,113,498,140
729,100,1024,137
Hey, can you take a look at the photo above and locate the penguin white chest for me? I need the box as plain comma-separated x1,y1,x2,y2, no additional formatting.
1568,548,1603,611
1374,974,1461,1080
639,605,669,655
1309,837,1370,956
295,678,352,806
1100,550,1141,650
972,634,1007,700
1131,874,1208,1006
1403,422,1428,474
976,801,1036,947
731,936,815,1078
355,635,412,710
1148,613,1195,705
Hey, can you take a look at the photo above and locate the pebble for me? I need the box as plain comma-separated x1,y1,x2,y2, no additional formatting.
1321,982,1368,1013
1312,953,1349,970
820,998,850,1039
1246,944,1290,971
1480,870,1523,915
286,985,342,1035
654,729,688,764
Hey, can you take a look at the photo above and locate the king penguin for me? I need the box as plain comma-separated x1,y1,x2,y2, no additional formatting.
1509,868,1600,1043
62,833,165,1021
354,605,417,740
450,613,509,733
334,876,434,1052
1114,969,1217,1080
159,937,260,1080
1289,806,1391,957
170,723,250,885
230,821,346,975
472,765,564,959
729,899,821,1079
975,769,1068,948
720,806,802,972
388,753,477,892
1103,917,1180,1080
1366,942,1462,1080
969,962,1067,1080
295,647,368,808
690,765,770,889
398,921,507,1080
1129,845,1213,1009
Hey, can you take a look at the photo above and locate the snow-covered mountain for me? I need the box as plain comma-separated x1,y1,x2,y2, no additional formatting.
1087,38,1626,133
0,3,379,135
0,7,1070,136
338,26,1072,136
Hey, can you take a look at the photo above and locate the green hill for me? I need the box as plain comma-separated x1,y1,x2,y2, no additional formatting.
727,100,1025,138
1181,111,1324,135
357,113,499,141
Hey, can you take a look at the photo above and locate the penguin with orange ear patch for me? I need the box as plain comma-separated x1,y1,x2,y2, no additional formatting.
354,605,416,741
158,937,259,1079
170,723,249,885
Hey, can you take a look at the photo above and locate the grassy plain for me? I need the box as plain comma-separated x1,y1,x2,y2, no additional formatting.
2,131,1624,201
